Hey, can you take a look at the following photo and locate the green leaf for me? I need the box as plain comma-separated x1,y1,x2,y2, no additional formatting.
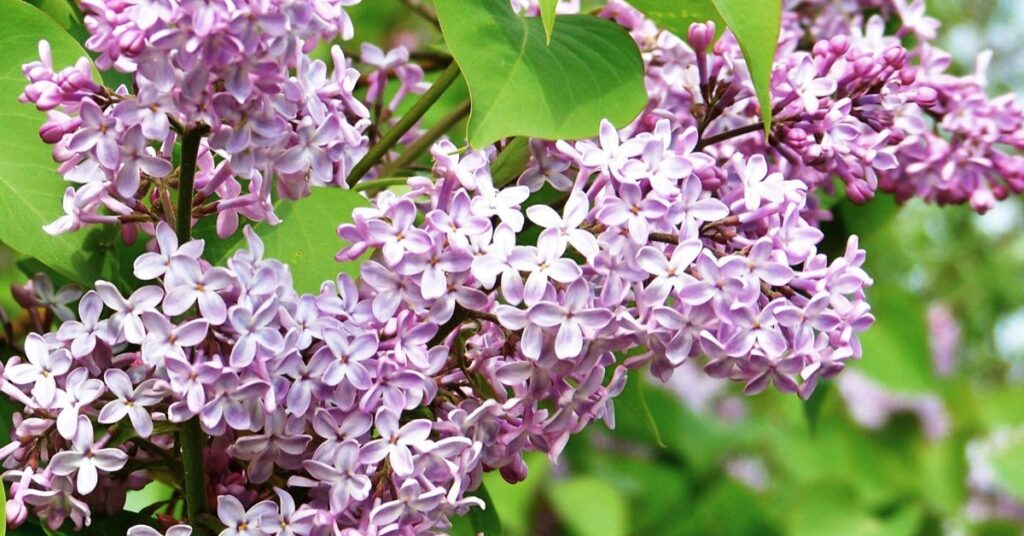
467,483,502,535
21,0,88,44
435,0,647,148
854,282,934,392
491,137,532,188
0,0,110,285
75,512,159,535
548,476,629,536
205,188,369,294
1,467,6,536
710,0,780,132
802,380,831,435
480,453,550,536
616,368,666,447
676,480,777,535
539,0,557,44
625,0,724,41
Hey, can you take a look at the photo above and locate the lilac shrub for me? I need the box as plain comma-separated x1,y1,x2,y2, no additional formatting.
2,0,1023,534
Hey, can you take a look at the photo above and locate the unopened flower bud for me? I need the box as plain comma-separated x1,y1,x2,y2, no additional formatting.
687,21,716,51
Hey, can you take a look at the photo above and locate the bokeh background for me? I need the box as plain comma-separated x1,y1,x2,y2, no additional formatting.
5,0,1024,534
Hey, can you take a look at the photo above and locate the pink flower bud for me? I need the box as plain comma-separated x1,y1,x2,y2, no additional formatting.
830,35,850,55
687,21,716,51
913,86,938,108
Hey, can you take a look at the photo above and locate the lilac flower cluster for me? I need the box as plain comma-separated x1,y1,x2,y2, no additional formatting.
19,0,369,239
601,0,1024,213
341,111,873,412
789,0,1024,211
787,0,1024,211
2,228,484,534
23,0,1024,533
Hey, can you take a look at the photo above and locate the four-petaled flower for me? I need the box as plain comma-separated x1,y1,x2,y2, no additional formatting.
4,333,71,407
49,416,128,494
98,369,162,438
527,280,614,359
361,410,432,476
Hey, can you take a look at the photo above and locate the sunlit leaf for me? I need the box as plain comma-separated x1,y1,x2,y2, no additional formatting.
626,0,724,41
202,188,368,294
0,0,109,285
435,0,647,148
548,477,629,536
617,368,667,447
467,483,502,535
802,381,831,435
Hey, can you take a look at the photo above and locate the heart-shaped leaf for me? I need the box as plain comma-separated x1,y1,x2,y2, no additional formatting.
435,0,647,148
204,188,369,294
0,0,110,285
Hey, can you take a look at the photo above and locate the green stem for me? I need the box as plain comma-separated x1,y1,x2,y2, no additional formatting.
378,99,471,178
347,62,463,187
175,126,210,531
352,176,413,194
176,127,205,242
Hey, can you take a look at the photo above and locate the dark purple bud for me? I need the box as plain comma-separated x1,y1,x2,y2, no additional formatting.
11,282,39,310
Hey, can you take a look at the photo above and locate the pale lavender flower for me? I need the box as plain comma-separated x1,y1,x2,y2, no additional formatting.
526,191,599,260
216,495,276,536
361,410,432,476
4,334,71,407
55,290,110,358
596,182,668,244
133,221,205,280
301,440,371,512
527,280,613,359
233,412,311,484
48,416,127,494
54,368,104,440
260,488,314,536
163,257,232,324
127,525,192,536
313,328,377,389
737,155,785,211
366,199,432,266
370,480,446,526
509,233,582,305
29,274,82,322
140,312,209,366
227,300,285,368
95,282,164,344
98,369,162,438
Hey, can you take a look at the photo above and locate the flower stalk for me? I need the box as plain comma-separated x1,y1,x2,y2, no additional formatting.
347,62,463,187
176,125,210,530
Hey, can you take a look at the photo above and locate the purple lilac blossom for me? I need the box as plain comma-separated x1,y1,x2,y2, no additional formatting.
10,0,1024,533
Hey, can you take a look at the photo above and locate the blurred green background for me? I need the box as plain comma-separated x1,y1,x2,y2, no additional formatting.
6,0,1024,534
